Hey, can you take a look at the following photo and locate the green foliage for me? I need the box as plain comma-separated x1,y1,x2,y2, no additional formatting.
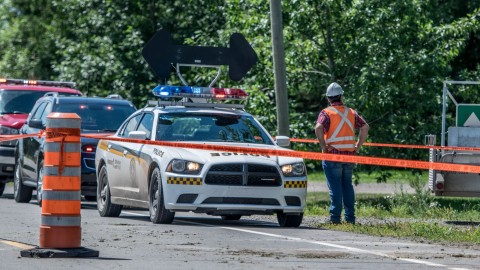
1,0,480,177
324,222,480,244
306,186,480,244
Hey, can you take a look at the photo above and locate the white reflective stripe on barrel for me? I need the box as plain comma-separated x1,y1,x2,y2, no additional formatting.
42,190,81,201
44,166,81,176
41,216,81,227
45,142,81,152
46,118,81,129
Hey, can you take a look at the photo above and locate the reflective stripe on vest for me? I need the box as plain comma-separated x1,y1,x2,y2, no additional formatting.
324,106,356,152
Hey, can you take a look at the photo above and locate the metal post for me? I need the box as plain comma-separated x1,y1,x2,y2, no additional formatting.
270,0,290,137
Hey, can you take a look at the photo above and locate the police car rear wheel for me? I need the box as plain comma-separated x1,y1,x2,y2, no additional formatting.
97,165,122,217
149,167,174,224
277,212,303,227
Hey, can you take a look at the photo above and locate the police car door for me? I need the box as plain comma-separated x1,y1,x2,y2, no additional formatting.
118,112,153,202
125,112,154,202
107,113,143,200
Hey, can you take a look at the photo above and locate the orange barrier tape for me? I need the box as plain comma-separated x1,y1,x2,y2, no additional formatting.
0,134,39,141
84,135,480,174
290,138,480,152
2,132,479,173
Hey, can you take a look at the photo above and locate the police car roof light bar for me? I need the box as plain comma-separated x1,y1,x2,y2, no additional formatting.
152,85,248,101
146,100,245,110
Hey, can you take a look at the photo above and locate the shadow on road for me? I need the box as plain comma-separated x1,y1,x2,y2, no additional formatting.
116,210,324,231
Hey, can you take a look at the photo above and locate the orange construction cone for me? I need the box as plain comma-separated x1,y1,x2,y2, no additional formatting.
21,113,98,258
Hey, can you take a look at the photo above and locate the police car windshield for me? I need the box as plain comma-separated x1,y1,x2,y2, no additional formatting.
156,113,273,145
56,103,136,132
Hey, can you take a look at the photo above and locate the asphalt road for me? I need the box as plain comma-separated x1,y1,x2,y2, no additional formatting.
1,185,478,270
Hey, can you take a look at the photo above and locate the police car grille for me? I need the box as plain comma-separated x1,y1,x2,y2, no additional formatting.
205,163,281,186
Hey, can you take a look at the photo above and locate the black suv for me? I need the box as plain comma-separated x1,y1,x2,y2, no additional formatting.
13,94,136,205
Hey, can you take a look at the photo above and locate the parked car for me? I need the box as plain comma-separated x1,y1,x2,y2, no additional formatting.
95,89,307,227
14,94,136,205
0,78,82,196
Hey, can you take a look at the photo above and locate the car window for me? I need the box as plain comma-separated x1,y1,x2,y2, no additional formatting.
137,113,154,139
40,102,53,126
55,103,136,132
155,113,273,145
31,102,47,120
119,114,143,138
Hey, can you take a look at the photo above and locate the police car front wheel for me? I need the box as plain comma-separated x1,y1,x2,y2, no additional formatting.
149,167,175,224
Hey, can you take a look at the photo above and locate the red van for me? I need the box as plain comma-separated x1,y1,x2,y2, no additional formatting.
0,78,82,196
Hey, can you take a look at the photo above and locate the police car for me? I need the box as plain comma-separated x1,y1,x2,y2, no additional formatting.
95,86,307,227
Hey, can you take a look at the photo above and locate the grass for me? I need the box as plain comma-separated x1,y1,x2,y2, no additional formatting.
305,177,480,245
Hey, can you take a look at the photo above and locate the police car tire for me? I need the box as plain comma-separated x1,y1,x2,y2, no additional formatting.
220,215,242,221
97,165,122,217
13,157,33,203
149,167,175,224
277,212,303,227
0,182,5,196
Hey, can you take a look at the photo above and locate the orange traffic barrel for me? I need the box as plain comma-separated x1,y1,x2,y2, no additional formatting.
21,112,98,258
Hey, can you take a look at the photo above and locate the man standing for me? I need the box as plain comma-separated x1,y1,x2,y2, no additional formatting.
315,82,369,224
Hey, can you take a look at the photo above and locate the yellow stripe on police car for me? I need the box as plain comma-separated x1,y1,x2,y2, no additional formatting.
167,177,203,185
284,181,307,188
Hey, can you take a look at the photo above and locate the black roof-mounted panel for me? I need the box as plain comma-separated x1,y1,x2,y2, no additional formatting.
142,29,258,82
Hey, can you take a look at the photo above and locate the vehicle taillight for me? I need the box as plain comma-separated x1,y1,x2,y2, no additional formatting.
436,182,444,190
82,145,96,152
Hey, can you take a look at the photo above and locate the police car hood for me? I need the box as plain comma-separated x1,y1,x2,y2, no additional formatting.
168,142,302,165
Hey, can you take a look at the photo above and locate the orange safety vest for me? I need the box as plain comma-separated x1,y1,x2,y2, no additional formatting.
324,106,356,152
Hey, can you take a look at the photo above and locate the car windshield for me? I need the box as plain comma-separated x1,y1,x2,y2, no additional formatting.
155,113,274,145
56,103,136,132
0,90,79,114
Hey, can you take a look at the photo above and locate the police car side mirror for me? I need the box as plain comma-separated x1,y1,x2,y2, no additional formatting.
128,131,147,140
275,136,290,147
28,119,44,130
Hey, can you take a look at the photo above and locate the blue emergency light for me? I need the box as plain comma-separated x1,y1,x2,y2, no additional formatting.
152,85,248,100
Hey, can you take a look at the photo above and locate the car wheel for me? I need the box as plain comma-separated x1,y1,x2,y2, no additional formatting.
149,167,174,224
97,165,122,217
277,212,303,227
37,160,44,207
13,157,32,203
220,215,242,221
84,195,97,202
0,182,5,197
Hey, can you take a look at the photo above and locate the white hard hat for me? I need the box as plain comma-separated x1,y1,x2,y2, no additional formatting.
326,82,343,97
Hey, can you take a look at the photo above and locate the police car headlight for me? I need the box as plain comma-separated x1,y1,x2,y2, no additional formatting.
281,163,306,177
167,159,203,175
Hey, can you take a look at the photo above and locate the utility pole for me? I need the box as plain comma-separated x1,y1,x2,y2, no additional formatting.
270,0,290,137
